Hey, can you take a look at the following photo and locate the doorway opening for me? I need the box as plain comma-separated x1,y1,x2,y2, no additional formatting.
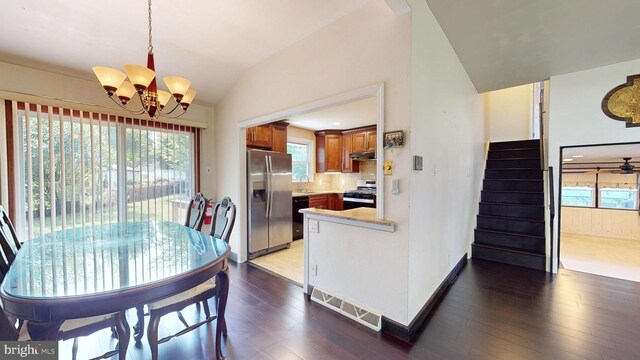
237,84,385,286
559,142,640,282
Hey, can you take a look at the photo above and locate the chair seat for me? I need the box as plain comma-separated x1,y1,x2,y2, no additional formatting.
17,313,118,341
148,279,216,310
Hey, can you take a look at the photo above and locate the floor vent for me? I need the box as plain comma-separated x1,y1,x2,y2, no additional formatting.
310,287,381,331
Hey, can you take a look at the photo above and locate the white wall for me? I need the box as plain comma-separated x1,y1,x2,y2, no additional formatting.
485,84,532,142
407,0,486,321
213,0,411,324
549,59,640,271
561,207,640,241
0,61,216,206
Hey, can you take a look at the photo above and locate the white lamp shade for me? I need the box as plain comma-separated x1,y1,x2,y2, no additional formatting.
115,81,137,101
92,66,127,92
163,76,191,97
180,89,196,105
157,90,172,107
124,65,156,90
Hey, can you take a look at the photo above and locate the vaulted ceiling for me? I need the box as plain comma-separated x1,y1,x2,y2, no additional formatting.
0,0,369,106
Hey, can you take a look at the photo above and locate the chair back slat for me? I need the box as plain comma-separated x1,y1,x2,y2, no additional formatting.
0,206,20,275
184,193,208,232
210,197,236,244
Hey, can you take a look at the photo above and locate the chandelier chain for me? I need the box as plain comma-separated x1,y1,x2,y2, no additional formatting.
148,0,153,53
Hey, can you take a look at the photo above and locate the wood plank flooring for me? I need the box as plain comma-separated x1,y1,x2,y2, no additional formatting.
63,259,640,359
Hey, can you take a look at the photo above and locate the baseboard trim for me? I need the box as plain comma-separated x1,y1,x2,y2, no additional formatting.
228,251,239,263
381,254,467,342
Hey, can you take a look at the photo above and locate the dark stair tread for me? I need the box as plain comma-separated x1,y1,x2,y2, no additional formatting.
485,168,541,171
489,148,541,153
481,190,543,195
474,228,545,240
487,157,541,161
472,242,545,256
480,201,544,208
477,214,545,223
484,179,543,182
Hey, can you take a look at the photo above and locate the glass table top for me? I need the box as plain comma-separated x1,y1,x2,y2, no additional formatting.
1,221,229,299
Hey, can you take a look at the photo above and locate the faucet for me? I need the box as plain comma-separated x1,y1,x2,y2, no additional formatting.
298,175,310,192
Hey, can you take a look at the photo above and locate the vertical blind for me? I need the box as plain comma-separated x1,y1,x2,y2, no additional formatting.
9,100,201,240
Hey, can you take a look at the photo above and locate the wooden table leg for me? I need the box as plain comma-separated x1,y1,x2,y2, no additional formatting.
27,321,62,340
134,305,145,341
215,268,230,360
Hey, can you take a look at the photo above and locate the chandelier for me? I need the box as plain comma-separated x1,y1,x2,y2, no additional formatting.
92,0,195,119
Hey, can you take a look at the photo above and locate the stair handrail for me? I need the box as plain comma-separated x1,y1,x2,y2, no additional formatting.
548,166,555,272
539,87,545,171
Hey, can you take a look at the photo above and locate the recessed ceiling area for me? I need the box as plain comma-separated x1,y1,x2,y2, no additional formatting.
562,143,640,172
0,0,369,105
425,0,640,93
286,96,377,131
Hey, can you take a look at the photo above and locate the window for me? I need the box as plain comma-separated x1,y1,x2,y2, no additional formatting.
10,101,199,240
600,188,638,209
561,186,594,207
287,141,313,181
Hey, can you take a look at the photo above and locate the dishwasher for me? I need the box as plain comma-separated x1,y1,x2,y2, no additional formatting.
292,196,309,240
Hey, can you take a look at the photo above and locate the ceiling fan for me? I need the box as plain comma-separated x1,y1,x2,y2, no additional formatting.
585,157,640,174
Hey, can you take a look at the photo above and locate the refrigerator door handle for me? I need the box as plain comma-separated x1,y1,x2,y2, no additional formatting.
265,155,271,217
268,155,274,217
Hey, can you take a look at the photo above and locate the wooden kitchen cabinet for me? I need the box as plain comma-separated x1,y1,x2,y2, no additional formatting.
341,132,360,173
315,130,343,173
271,122,288,153
309,194,328,209
246,121,288,152
346,126,377,153
327,193,343,211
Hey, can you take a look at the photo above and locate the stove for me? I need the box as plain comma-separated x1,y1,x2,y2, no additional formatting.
343,180,376,209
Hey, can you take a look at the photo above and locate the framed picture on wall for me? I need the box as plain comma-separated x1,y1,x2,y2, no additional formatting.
384,130,404,149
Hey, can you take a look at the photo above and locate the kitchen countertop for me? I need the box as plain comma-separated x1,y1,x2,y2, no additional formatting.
299,207,394,232
292,190,342,197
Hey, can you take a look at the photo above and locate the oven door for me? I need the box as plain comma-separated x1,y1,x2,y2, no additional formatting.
342,196,375,210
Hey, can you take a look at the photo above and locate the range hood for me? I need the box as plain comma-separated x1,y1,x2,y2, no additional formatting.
350,151,376,160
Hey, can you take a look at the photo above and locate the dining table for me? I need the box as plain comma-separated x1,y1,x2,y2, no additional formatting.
0,221,231,359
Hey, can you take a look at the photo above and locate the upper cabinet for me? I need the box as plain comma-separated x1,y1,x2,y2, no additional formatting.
347,126,377,153
315,125,376,173
341,132,360,173
315,130,343,173
246,121,289,153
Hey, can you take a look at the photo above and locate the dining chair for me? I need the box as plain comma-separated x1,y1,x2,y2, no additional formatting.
0,206,131,359
146,196,236,360
133,192,209,339
184,192,209,231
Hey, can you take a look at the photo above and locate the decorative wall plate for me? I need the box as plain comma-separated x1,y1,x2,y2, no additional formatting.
602,74,640,128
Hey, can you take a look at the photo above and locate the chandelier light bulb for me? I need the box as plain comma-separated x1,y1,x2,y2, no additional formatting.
115,81,137,104
180,89,197,109
163,76,191,101
92,66,127,96
124,64,156,93
157,90,172,108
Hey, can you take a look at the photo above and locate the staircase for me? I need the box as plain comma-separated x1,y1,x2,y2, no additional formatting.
472,140,546,271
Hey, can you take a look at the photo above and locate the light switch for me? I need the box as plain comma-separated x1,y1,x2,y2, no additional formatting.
392,179,399,194
309,219,319,233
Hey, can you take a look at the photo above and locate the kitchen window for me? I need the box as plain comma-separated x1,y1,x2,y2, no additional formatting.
287,140,313,181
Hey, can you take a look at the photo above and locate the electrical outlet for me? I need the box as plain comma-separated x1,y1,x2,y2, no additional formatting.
309,219,319,233
310,264,318,276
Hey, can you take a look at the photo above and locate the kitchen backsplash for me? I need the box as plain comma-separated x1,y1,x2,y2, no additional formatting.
293,161,376,192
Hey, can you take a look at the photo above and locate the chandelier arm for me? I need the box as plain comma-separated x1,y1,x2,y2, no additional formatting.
160,102,182,116
108,96,147,116
160,109,187,119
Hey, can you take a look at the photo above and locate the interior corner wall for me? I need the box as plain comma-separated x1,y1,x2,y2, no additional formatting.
407,0,485,321
548,58,640,272
213,0,411,324
486,84,533,142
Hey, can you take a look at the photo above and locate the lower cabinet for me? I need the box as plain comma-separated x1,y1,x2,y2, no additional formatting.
309,193,343,211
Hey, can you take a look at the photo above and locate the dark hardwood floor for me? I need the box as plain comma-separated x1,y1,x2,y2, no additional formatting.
65,259,640,359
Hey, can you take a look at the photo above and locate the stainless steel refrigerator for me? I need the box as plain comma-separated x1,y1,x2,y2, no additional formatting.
247,149,292,259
